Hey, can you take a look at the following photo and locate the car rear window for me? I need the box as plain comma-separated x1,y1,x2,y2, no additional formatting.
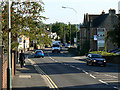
53,45,59,47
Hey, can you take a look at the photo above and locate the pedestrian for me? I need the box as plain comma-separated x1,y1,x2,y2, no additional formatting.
19,50,25,68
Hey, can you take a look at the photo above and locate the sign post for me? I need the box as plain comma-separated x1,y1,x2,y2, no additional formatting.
105,30,107,52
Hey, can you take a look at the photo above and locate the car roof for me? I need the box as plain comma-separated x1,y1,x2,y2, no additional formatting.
35,50,43,52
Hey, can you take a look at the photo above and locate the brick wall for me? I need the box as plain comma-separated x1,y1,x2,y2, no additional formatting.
2,51,16,89
2,60,8,89
12,53,15,79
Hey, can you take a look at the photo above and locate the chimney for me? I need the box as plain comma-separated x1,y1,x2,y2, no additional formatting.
102,10,105,15
109,9,116,15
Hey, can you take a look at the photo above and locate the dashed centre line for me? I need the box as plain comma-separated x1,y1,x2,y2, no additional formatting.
90,74,96,79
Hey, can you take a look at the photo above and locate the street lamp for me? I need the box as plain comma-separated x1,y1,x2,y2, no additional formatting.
8,0,12,89
62,6,78,47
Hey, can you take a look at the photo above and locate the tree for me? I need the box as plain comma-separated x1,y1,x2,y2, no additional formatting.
109,16,120,47
51,22,76,44
1,1,48,51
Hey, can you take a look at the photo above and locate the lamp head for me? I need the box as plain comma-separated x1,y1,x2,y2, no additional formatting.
62,6,66,8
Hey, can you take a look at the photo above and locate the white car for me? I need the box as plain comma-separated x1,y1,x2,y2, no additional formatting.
65,44,71,48
52,44,61,53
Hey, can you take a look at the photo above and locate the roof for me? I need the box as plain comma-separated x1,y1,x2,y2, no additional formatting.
83,9,119,29
92,14,108,27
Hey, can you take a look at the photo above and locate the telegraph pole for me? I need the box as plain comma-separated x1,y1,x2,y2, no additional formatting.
69,22,71,45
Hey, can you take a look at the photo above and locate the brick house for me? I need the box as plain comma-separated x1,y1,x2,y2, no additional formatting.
80,9,120,51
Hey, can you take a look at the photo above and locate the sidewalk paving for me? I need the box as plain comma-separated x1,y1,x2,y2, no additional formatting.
12,59,49,90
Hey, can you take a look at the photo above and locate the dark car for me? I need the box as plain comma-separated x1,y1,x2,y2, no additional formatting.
86,53,106,66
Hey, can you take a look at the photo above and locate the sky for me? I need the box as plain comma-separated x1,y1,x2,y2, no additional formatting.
42,0,120,24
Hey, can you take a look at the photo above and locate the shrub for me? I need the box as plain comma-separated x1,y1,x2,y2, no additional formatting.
89,51,118,56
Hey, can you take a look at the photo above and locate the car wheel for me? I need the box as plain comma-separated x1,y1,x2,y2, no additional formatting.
86,61,89,65
42,56,44,58
89,62,93,66
102,64,106,67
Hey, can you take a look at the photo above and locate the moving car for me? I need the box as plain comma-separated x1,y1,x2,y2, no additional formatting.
86,53,106,66
52,40,61,53
34,50,44,58
52,44,61,53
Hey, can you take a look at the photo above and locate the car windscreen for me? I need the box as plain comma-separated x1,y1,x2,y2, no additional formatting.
92,54,102,58
53,45,59,47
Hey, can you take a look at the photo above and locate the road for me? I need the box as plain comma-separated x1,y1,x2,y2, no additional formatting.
27,47,120,90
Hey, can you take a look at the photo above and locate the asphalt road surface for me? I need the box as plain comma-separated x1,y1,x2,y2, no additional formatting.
28,47,120,90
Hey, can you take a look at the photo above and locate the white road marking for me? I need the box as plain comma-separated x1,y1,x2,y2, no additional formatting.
99,80,109,85
113,86,120,90
105,74,118,78
71,65,75,68
90,74,96,79
64,64,67,65
105,80,119,83
82,70,88,74
76,68,81,70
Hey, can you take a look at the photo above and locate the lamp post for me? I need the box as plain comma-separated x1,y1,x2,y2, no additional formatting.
7,0,12,89
62,6,78,47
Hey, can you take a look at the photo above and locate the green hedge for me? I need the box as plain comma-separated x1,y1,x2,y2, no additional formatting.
89,51,118,56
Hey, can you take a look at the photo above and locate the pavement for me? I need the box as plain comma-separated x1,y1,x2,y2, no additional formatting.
12,51,49,90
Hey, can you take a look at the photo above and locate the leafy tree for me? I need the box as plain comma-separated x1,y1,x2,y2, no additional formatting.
1,1,49,51
109,16,120,47
52,22,64,41
51,22,76,44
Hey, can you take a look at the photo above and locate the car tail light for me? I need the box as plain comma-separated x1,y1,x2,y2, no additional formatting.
41,52,43,54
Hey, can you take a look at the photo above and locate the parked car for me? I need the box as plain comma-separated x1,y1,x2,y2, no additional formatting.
86,53,106,66
34,50,44,58
65,44,71,48
116,51,120,54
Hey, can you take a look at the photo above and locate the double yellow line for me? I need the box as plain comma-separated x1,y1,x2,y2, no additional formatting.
27,59,59,90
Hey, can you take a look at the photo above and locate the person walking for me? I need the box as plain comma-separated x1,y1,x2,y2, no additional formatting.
19,50,25,68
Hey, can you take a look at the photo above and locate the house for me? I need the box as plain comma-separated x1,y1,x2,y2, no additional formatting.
80,9,120,51
18,35,29,52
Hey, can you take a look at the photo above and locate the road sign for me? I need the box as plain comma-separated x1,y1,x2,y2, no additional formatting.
97,28,105,40
94,35,97,40
74,38,77,43
97,28,105,50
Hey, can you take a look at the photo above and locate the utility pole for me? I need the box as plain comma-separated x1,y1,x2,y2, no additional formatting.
76,24,77,48
7,0,12,89
105,30,107,52
0,1,3,89
69,22,71,45
64,24,66,44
